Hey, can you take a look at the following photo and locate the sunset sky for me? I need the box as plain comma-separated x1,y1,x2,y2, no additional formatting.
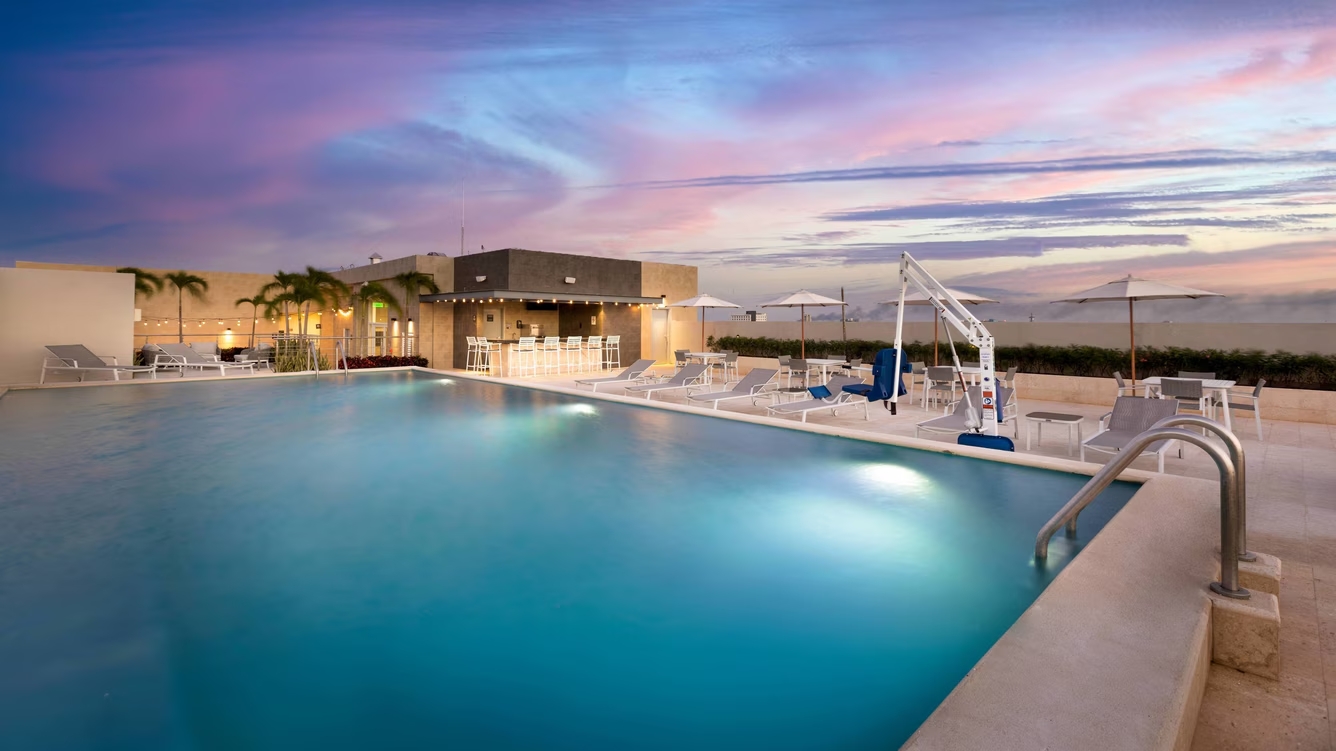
2,0,1334,321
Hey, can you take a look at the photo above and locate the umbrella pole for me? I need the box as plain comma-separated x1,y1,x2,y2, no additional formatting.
701,308,706,352
1128,298,1136,384
800,305,806,359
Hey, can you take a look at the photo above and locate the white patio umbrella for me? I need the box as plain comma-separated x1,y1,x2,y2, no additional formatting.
760,289,847,359
880,287,999,366
1052,275,1223,383
668,293,741,351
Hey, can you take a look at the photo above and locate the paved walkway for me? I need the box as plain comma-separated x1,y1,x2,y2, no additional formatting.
492,368,1336,749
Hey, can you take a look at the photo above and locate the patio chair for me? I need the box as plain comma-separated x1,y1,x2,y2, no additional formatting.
713,351,740,383
154,343,257,377
1081,396,1181,473
190,342,221,360
673,350,690,372
1001,366,1018,390
776,355,793,385
235,343,274,367
905,361,927,403
915,386,1018,440
765,375,868,423
923,366,959,409
1158,377,1212,420
1178,371,1216,380
41,344,157,383
574,359,656,392
685,368,779,410
622,363,708,400
1213,379,1266,441
787,358,811,388
1113,371,1145,397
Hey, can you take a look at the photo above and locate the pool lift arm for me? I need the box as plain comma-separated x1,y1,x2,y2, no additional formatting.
890,251,1000,437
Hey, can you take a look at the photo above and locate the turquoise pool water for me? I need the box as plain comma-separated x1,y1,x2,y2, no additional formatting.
0,372,1134,750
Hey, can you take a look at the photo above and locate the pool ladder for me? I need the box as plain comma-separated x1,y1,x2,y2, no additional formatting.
1034,415,1253,599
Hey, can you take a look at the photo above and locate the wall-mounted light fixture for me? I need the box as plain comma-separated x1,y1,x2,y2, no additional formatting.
475,275,487,283
564,277,576,284
659,295,667,308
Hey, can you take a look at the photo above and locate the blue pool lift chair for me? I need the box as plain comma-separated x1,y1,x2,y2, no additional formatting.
841,348,913,414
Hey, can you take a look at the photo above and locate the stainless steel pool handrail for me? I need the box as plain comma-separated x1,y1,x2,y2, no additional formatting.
1034,426,1249,599
1147,415,1254,562
333,340,350,376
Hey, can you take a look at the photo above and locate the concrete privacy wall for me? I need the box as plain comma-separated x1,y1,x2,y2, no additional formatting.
17,261,282,348
705,320,1336,355
0,267,135,385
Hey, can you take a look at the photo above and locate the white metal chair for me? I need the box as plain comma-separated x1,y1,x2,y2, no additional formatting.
1158,377,1212,421
506,337,535,376
540,337,562,375
563,336,584,373
465,336,479,372
1214,379,1266,441
584,336,603,371
602,335,621,370
923,366,959,409
477,337,502,374
1112,371,1145,397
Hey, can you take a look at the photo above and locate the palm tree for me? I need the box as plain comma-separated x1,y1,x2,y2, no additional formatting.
163,271,209,343
301,267,350,336
261,271,302,334
391,271,440,355
117,267,163,299
234,293,269,348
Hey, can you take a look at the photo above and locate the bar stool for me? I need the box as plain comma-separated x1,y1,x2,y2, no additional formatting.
508,337,536,377
563,336,583,373
465,335,479,372
476,337,502,375
602,335,621,370
584,336,603,371
541,336,562,375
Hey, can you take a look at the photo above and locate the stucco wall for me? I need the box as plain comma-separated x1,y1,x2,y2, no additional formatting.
704,320,1336,355
640,261,699,363
17,261,282,348
0,267,135,385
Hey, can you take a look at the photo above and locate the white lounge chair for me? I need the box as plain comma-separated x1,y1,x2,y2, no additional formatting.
915,386,1018,440
574,359,656,392
685,368,779,410
41,345,157,383
155,343,257,377
1081,396,1180,473
765,375,868,423
622,363,708,400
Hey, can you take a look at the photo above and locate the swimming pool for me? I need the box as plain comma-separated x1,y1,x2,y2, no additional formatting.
0,371,1135,750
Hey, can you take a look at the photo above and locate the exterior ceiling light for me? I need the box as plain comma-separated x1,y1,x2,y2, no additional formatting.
475,276,487,282
564,277,576,284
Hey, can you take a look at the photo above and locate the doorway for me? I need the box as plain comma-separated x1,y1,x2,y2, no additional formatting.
650,308,670,362
482,307,503,340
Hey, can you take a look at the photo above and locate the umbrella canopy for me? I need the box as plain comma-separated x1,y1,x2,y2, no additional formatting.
760,290,847,359
880,288,999,366
668,293,740,351
1052,275,1223,382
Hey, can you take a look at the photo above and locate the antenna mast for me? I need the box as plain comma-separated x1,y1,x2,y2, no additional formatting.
460,183,465,256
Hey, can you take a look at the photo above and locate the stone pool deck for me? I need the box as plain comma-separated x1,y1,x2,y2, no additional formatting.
491,368,1336,750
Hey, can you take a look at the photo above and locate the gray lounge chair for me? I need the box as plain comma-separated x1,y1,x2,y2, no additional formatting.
155,343,256,377
575,359,656,391
622,363,708,400
915,386,1018,439
1081,396,1180,473
685,368,779,410
765,375,867,423
41,345,157,383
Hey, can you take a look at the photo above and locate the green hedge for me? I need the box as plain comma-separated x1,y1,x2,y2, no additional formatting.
707,336,1336,391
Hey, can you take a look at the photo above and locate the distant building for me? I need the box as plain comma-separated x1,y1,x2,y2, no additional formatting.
730,311,767,322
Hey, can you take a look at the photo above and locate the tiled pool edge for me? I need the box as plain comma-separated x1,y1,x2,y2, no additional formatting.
901,474,1218,751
